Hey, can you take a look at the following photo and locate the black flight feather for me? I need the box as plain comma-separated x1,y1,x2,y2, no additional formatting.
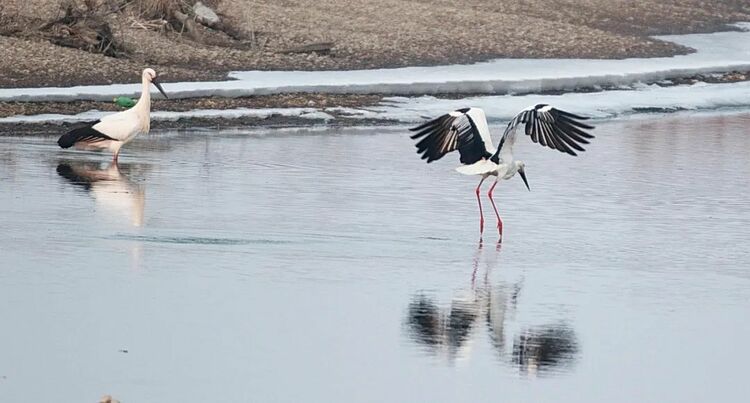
57,120,115,149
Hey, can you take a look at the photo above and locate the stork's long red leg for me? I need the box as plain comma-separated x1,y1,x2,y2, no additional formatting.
488,179,503,239
475,177,486,235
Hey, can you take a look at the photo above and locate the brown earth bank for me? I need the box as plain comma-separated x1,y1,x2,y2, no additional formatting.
0,93,390,135
0,113,398,137
0,93,383,117
1,0,749,88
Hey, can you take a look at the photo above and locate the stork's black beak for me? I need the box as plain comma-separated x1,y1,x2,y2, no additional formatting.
152,78,168,99
518,167,530,191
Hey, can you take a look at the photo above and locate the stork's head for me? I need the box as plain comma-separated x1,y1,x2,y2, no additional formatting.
142,68,168,99
515,161,530,191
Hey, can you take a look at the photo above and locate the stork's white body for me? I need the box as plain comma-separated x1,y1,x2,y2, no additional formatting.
86,97,150,147
81,76,152,155
456,159,518,179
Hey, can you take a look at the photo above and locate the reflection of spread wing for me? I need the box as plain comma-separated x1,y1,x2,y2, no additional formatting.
405,292,480,362
56,162,145,227
512,325,579,375
446,296,479,352
406,295,441,347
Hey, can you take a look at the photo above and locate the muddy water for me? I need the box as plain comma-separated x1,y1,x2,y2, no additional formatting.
1,112,749,402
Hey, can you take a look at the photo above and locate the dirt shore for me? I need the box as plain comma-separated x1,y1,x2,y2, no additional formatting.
0,93,389,135
1,0,749,88
0,93,383,117
0,109,396,137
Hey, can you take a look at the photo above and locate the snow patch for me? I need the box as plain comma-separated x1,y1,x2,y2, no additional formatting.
0,108,333,125
338,81,750,123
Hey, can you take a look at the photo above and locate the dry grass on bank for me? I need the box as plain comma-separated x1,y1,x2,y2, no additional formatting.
0,0,749,87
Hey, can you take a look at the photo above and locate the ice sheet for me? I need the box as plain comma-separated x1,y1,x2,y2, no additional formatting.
0,108,332,124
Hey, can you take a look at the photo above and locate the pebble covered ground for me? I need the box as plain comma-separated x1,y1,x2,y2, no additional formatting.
0,0,748,87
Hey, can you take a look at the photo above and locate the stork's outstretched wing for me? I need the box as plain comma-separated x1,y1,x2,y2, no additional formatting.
409,107,495,164
496,104,594,163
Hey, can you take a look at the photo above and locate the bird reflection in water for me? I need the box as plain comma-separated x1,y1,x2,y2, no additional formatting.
406,293,479,363
56,160,146,227
512,325,578,377
405,243,579,376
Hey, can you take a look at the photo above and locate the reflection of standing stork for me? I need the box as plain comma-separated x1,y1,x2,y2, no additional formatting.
405,243,515,364
56,161,145,227
404,243,578,376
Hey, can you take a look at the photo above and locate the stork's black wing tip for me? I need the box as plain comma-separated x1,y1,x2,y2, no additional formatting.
555,108,591,121
409,117,439,132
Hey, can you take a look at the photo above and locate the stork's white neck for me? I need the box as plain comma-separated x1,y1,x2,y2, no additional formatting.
134,76,151,113
133,75,151,132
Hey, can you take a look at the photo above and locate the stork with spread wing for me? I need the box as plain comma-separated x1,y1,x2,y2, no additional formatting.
409,105,595,240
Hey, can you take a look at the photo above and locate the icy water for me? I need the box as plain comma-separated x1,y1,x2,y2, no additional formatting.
1,112,750,403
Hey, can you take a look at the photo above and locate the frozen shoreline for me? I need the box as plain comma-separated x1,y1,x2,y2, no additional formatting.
2,80,750,127
1,23,749,103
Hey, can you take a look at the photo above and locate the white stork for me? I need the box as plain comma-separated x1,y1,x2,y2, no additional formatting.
409,105,595,240
57,68,168,162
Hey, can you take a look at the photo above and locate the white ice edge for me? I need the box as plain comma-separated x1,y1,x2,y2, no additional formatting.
356,81,750,123
2,80,750,125
0,108,333,124
2,23,750,102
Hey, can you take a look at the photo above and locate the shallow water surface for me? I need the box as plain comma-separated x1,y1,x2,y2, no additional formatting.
1,113,749,402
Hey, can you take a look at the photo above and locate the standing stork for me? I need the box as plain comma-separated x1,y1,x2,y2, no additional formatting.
57,68,168,162
409,105,595,240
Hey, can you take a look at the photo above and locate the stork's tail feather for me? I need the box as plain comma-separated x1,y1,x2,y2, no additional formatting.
455,160,498,175
57,131,82,149
57,120,111,149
